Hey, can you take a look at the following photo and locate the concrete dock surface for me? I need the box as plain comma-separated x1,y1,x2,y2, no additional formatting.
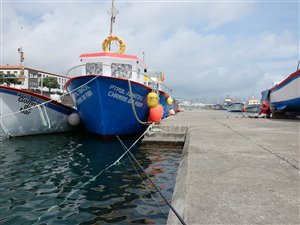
163,110,299,225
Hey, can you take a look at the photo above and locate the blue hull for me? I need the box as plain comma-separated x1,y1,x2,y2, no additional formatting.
271,97,300,112
66,76,153,136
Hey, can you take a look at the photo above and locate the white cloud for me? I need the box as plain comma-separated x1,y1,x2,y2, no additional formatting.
1,1,298,101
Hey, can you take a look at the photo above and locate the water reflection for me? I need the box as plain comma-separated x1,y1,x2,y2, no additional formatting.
0,132,180,224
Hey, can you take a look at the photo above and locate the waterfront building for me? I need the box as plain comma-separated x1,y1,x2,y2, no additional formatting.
0,65,68,93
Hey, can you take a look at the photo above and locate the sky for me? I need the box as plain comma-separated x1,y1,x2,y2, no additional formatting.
1,0,299,102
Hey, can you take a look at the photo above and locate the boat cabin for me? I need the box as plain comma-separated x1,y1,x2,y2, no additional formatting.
77,52,147,85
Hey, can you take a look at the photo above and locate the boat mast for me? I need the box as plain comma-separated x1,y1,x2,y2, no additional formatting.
18,26,25,85
108,0,118,36
107,0,118,50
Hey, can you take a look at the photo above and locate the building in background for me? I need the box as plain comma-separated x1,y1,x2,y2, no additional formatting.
0,65,69,93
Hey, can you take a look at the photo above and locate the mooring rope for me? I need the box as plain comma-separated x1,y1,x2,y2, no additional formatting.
31,124,154,225
116,136,187,225
127,79,152,125
0,64,157,120
124,147,169,219
0,74,100,119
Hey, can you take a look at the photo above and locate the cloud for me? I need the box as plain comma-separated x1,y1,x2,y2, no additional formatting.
1,1,298,101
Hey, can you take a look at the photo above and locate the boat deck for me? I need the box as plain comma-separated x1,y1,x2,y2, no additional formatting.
153,110,299,225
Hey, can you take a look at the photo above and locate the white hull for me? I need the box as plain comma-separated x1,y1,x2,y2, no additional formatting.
269,70,300,112
270,75,300,103
0,86,73,138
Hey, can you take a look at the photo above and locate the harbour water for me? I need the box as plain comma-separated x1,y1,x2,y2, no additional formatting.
0,132,180,224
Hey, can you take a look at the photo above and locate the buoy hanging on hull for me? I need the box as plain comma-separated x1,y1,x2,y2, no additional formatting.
147,92,159,108
68,112,80,126
148,104,163,123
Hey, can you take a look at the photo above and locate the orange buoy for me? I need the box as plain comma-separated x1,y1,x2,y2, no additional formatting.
148,104,163,123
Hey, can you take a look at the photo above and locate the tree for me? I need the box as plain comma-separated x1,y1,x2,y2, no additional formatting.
0,73,21,85
42,76,59,92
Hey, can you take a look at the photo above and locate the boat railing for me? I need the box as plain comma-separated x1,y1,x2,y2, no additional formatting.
66,63,169,95
160,82,172,95
66,64,86,78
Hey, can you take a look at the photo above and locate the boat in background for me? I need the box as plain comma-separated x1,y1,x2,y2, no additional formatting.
261,67,300,116
244,96,261,113
212,104,222,110
227,102,244,112
0,85,76,138
65,3,173,136
222,96,233,110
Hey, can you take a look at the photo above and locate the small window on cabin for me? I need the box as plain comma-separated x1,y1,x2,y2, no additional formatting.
137,68,140,79
111,63,132,79
86,62,103,75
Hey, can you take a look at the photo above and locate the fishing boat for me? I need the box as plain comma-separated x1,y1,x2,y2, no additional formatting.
0,85,76,138
227,102,244,112
261,68,300,115
65,3,173,136
222,96,233,110
244,96,261,113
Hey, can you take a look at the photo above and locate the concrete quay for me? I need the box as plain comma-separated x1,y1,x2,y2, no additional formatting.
161,110,299,225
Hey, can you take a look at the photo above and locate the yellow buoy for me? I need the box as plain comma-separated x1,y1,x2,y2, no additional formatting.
167,97,173,105
147,92,159,108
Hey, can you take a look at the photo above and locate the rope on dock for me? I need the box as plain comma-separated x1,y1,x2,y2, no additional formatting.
116,135,188,225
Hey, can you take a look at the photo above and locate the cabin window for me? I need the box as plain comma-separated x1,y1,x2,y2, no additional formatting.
111,63,132,79
137,68,140,79
86,62,103,75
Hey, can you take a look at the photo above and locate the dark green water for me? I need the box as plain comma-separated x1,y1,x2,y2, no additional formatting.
0,132,180,224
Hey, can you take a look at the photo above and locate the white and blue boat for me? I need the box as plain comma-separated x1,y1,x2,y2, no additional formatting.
65,4,173,136
0,85,75,138
261,68,300,114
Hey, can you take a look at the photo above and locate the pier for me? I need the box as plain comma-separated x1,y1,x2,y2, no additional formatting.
144,110,299,225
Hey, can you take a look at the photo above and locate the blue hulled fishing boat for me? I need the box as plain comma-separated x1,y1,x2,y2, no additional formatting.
65,3,173,136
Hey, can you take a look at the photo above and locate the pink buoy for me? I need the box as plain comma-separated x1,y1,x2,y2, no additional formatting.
148,104,163,123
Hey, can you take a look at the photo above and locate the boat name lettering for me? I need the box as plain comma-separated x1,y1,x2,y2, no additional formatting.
109,85,126,94
108,91,128,102
18,96,38,107
107,85,144,108
17,95,39,115
74,86,93,105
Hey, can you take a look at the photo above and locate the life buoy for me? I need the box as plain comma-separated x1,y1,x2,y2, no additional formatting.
102,35,126,54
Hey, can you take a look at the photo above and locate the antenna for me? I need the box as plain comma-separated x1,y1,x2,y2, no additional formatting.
18,26,25,85
107,0,118,36
297,60,300,71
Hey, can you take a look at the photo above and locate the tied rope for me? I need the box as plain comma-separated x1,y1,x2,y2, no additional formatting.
116,136,187,225
32,123,154,225
127,79,152,125
0,63,157,120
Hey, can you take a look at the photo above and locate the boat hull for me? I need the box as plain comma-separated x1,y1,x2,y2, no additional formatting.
0,86,73,137
66,75,153,136
227,103,244,112
269,70,300,112
244,105,261,113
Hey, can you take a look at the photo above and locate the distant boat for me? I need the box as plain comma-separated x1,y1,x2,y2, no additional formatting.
212,104,222,110
261,68,300,115
65,3,173,136
222,96,233,110
244,96,261,113
227,102,244,112
0,85,75,138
